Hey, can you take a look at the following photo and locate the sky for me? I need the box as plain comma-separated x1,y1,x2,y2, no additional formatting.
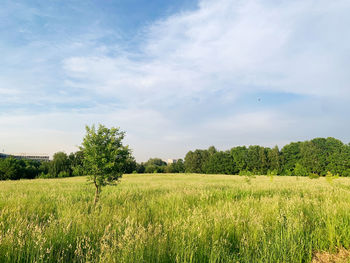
1,0,349,162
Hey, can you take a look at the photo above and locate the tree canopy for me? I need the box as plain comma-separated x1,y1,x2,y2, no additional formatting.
183,137,350,177
80,124,131,204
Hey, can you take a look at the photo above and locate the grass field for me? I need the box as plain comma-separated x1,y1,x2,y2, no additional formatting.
1,174,350,262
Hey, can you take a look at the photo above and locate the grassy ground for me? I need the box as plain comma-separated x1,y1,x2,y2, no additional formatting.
1,174,350,262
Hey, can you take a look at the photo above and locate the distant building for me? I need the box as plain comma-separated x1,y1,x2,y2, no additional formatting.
0,153,8,159
0,153,49,162
167,159,178,164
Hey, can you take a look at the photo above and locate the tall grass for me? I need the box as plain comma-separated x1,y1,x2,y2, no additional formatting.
1,174,350,262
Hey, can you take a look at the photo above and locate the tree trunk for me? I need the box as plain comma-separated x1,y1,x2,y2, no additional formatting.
94,182,99,205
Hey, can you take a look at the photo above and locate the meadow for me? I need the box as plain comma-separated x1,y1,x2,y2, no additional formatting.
1,174,350,262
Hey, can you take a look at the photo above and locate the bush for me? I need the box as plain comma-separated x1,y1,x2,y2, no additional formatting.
309,173,320,179
38,173,56,179
267,169,278,176
58,171,71,178
239,170,248,176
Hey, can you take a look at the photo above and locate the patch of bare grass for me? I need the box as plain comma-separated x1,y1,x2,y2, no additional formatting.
312,248,350,263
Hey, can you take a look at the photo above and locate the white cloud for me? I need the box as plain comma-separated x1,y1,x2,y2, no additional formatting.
64,0,350,101
2,0,350,161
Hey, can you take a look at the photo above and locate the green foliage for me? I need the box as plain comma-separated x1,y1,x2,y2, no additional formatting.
80,124,131,204
143,158,167,173
2,137,350,181
281,142,302,172
58,171,70,178
35,150,85,179
183,137,350,177
39,161,51,175
268,146,280,173
37,172,52,179
0,157,24,180
238,170,247,176
135,163,145,173
293,163,308,177
267,169,278,176
184,148,211,173
309,173,320,179
70,150,84,177
174,159,185,173
283,169,292,177
166,159,185,173
0,157,44,180
300,138,345,176
203,151,235,174
145,164,160,173
326,143,350,177
123,156,137,174
49,152,72,178
230,146,248,173
246,146,262,174
144,158,167,167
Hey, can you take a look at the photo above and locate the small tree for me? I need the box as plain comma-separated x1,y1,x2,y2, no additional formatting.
80,124,131,204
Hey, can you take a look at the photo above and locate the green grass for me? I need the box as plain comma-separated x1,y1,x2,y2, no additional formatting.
1,174,350,262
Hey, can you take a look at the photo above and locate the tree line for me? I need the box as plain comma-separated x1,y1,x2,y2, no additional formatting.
0,151,81,180
1,136,349,180
184,137,350,176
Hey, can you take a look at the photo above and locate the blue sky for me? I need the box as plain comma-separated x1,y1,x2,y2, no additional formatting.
1,0,350,161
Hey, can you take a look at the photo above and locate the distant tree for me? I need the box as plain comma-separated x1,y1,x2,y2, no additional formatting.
293,163,308,177
80,124,131,205
123,156,137,174
300,140,323,174
145,164,158,173
268,146,280,173
326,141,350,176
23,159,41,179
258,147,268,174
173,159,185,173
281,142,302,174
208,146,217,156
49,152,71,178
179,137,350,177
144,158,167,173
69,150,85,177
144,158,167,167
184,151,196,173
230,146,248,174
0,158,43,180
203,151,235,174
39,161,51,176
246,146,261,174
0,157,24,180
184,149,210,173
166,159,185,173
136,163,145,173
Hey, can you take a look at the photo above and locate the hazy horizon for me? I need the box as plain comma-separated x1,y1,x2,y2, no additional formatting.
1,0,350,162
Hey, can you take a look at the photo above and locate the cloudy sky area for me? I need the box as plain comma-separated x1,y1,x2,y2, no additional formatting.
1,0,349,161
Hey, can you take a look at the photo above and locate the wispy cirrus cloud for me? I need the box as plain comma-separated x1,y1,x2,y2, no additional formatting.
64,0,350,99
